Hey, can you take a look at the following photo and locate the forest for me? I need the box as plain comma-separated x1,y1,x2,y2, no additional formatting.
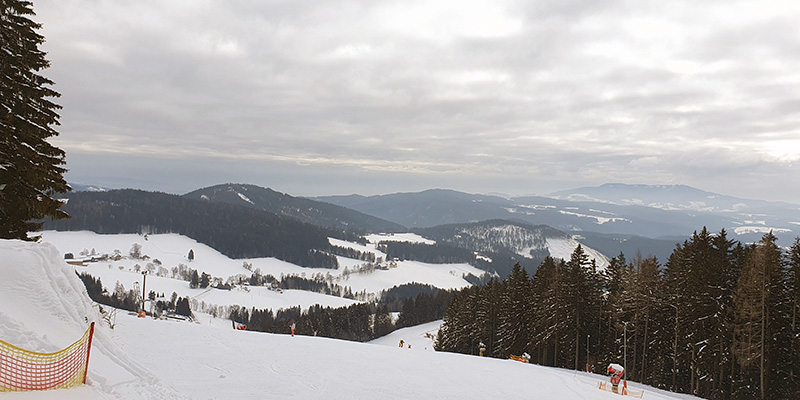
45,189,360,268
228,288,451,342
435,228,800,400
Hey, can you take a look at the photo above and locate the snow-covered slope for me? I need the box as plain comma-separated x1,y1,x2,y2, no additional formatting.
370,320,442,351
0,240,185,399
1,239,705,400
39,231,483,312
546,236,611,270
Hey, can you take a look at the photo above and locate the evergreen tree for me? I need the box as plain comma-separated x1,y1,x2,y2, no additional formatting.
199,272,210,289
529,256,568,366
732,232,784,399
473,277,501,357
787,238,800,396
496,263,530,357
1,0,69,240
436,288,475,354
373,304,393,338
175,297,191,317
189,270,199,289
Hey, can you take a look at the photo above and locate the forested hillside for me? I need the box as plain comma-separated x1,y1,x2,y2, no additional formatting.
436,229,800,399
44,189,362,268
185,183,406,233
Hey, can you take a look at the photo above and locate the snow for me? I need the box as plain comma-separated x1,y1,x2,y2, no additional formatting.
559,210,630,225
236,192,254,205
370,320,442,351
733,226,792,235
365,232,435,245
1,239,705,400
39,231,481,311
546,237,611,271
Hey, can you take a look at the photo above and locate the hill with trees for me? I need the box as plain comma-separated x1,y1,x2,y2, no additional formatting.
184,183,406,233
44,189,362,268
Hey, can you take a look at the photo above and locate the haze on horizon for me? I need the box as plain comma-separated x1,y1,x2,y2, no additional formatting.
33,0,800,203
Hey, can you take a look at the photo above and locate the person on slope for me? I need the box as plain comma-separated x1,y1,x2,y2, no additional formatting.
607,363,624,393
291,322,296,337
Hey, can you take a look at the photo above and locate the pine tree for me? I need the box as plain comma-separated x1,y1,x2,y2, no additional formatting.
473,277,501,357
787,238,800,396
529,256,568,366
732,232,785,399
497,263,531,357
373,304,393,338
189,270,199,289
199,272,210,289
1,0,69,240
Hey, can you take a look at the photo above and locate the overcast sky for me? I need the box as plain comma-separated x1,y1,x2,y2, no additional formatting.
33,0,800,202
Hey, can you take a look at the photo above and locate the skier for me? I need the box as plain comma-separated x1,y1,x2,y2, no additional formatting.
607,363,624,393
399,339,404,348
291,322,296,337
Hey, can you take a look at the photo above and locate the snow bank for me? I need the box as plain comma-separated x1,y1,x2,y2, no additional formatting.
0,239,185,399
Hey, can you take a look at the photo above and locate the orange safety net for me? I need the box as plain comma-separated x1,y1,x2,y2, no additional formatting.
0,322,95,392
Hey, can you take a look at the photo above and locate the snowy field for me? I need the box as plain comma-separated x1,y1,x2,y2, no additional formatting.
39,231,484,312
0,239,706,400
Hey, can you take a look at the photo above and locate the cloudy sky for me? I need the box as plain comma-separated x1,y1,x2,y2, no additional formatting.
33,0,800,202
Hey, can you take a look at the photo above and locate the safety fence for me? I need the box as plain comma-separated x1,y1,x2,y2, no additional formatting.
0,322,95,392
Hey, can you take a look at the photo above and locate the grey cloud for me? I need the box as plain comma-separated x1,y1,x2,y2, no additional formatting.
33,0,800,203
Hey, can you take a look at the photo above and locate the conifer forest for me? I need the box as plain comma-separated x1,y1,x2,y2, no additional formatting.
435,228,800,400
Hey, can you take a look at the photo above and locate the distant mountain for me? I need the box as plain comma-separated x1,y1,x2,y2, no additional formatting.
550,183,780,212
184,183,406,234
318,184,800,255
318,189,518,228
547,183,800,243
44,189,361,268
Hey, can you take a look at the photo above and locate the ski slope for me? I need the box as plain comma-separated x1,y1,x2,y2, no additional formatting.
369,320,442,351
1,239,706,399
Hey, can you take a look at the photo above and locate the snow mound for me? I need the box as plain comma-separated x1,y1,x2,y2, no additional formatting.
0,239,185,399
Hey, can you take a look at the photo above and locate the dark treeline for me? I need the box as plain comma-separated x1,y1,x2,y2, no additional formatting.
394,290,452,329
230,303,375,341
376,240,539,279
327,244,378,262
240,270,362,299
379,283,444,312
230,287,453,342
46,189,363,268
377,241,475,264
436,228,800,400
